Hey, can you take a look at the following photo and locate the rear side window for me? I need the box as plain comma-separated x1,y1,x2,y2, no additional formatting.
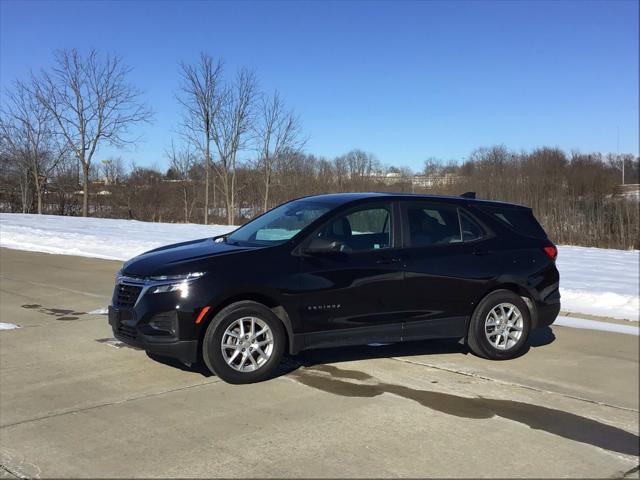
405,203,462,246
480,206,547,239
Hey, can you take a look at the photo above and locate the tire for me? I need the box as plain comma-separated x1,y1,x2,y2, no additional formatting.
202,300,286,384
466,289,531,360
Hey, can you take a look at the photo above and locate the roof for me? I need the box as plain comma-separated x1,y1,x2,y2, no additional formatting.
297,192,527,208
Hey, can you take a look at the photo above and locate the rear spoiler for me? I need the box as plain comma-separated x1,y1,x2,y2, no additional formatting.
460,191,476,199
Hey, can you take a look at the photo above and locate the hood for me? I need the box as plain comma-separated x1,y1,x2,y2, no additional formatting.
122,237,251,277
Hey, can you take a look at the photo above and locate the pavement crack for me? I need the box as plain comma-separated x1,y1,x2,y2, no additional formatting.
0,464,22,479
0,379,220,430
391,357,640,414
620,464,640,478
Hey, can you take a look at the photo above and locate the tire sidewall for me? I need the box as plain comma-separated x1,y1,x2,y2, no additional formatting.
203,302,285,384
470,291,531,360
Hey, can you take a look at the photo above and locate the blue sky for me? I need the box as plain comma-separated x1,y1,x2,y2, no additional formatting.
1,0,638,171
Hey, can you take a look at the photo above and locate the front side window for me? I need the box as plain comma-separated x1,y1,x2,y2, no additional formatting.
405,203,462,247
226,200,332,246
313,204,392,252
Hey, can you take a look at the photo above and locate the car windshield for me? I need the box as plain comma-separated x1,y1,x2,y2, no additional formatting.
225,200,332,246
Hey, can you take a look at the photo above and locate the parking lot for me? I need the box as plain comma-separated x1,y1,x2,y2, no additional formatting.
0,248,638,478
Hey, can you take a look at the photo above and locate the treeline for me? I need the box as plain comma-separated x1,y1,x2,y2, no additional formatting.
453,146,639,249
1,143,638,249
1,49,638,249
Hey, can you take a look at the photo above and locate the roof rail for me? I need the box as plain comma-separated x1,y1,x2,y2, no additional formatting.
460,191,476,199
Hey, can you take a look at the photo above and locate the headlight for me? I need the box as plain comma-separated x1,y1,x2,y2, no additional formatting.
149,272,205,281
149,272,205,298
151,281,191,298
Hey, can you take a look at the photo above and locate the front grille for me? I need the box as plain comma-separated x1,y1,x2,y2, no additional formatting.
115,283,143,308
117,322,138,339
121,273,146,282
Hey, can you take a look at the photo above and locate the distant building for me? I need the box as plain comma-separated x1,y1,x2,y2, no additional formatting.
619,183,640,201
412,173,462,188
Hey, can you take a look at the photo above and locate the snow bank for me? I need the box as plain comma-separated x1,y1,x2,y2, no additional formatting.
0,213,234,261
1,213,638,321
556,246,639,321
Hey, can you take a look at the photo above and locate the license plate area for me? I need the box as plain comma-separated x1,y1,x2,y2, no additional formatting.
108,306,136,327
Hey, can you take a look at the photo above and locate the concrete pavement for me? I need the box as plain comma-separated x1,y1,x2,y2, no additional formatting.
0,248,638,478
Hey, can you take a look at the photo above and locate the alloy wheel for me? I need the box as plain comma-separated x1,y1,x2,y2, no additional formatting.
484,303,524,350
221,316,274,372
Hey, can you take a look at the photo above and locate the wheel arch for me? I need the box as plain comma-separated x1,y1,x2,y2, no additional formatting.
469,282,539,335
196,290,298,356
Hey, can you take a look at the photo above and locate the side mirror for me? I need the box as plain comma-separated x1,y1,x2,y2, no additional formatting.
304,237,345,254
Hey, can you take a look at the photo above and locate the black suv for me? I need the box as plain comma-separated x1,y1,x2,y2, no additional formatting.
109,193,560,383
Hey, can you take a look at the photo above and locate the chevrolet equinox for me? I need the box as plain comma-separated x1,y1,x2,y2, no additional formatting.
109,192,560,383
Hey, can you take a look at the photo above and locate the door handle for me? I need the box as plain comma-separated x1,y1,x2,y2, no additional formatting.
376,257,402,265
472,249,492,256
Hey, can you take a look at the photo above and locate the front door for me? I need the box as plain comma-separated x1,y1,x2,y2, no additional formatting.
294,202,404,348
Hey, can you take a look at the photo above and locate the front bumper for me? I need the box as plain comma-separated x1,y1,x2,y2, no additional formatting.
108,274,210,364
109,306,199,363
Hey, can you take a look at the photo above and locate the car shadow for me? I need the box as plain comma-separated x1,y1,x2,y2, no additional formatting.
278,326,557,378
146,352,215,377
146,326,556,380
293,338,467,370
529,325,556,348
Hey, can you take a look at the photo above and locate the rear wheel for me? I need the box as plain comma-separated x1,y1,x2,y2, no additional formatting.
202,301,286,384
467,290,531,360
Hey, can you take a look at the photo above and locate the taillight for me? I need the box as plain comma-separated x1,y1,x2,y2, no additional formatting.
543,245,558,260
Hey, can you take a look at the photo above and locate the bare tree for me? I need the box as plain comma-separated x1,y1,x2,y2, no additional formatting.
0,130,30,212
334,149,379,190
423,157,444,175
100,157,126,186
166,141,198,223
212,68,258,225
33,49,152,216
254,90,305,212
177,53,224,224
346,150,378,179
0,79,66,213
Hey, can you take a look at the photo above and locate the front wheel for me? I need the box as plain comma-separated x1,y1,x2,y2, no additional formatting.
202,301,286,384
467,290,531,360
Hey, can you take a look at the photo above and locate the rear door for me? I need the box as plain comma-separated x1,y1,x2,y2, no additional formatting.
293,201,405,348
399,201,502,340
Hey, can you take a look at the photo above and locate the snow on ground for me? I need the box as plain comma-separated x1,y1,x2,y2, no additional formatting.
0,323,20,330
88,307,109,315
1,213,638,321
554,316,638,336
556,247,639,321
0,213,234,261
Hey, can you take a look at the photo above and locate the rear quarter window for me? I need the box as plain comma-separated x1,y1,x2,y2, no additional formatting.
460,212,485,241
479,206,548,239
